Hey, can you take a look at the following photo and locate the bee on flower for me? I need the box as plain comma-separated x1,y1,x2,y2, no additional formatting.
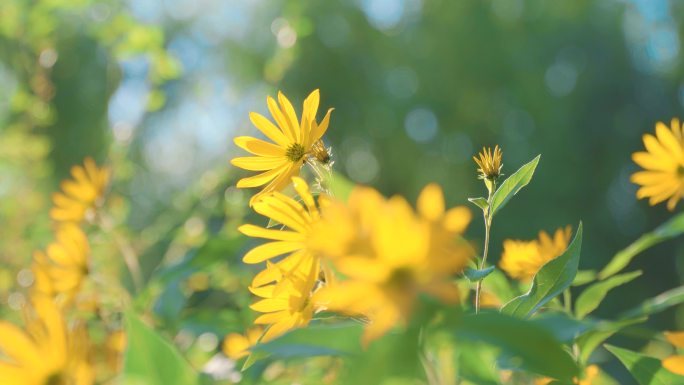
311,184,473,345
50,157,110,224
231,90,334,205
631,118,684,211
499,226,572,281
0,295,94,385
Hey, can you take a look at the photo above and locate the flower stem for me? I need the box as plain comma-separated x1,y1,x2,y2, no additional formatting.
475,181,495,314
97,213,144,293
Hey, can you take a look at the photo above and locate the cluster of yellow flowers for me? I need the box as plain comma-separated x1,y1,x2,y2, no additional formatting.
0,158,111,385
227,90,474,356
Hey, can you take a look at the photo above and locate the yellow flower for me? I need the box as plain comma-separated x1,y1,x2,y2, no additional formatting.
249,256,319,342
50,157,110,223
663,331,684,375
473,145,503,180
222,326,263,360
0,295,94,385
312,184,472,345
536,364,600,385
231,89,333,205
499,226,572,281
31,224,90,304
631,118,684,211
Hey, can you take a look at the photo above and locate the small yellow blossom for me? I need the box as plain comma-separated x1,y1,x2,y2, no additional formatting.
31,224,90,304
536,364,600,385
222,327,263,360
50,157,110,223
499,226,572,281
0,295,94,385
473,145,503,180
312,184,472,345
631,118,684,211
663,331,684,375
231,90,333,205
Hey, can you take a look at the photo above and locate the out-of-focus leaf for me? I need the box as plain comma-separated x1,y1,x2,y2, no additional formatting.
325,171,354,200
605,345,681,385
599,212,684,279
468,197,489,212
490,155,540,216
572,270,597,286
530,313,593,343
464,265,495,282
456,312,578,381
457,341,501,385
122,311,200,385
502,222,582,318
575,271,642,319
576,317,647,365
621,285,684,319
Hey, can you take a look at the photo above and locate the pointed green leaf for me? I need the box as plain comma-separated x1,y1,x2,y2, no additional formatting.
572,270,597,287
575,271,642,319
122,311,200,385
490,155,540,216
464,266,495,282
605,345,682,385
501,222,582,318
456,312,578,381
599,212,684,279
576,317,647,365
468,197,489,212
621,285,684,319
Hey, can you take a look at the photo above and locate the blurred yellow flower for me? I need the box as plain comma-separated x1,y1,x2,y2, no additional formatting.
499,226,572,281
50,157,110,223
0,295,94,385
231,89,333,205
31,223,90,304
536,364,600,385
473,145,503,180
663,331,684,375
631,118,684,211
222,326,263,360
312,184,472,345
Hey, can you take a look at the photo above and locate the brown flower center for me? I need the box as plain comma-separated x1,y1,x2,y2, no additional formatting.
286,143,306,162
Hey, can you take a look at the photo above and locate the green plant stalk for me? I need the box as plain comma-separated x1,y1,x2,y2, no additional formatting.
475,180,495,314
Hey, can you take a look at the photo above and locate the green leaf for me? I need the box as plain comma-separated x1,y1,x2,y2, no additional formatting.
605,345,682,385
468,197,489,212
122,311,200,385
324,171,354,200
464,266,495,282
490,155,540,216
599,212,684,279
576,317,647,364
621,285,684,319
574,271,642,319
501,222,582,318
572,270,597,287
456,312,578,381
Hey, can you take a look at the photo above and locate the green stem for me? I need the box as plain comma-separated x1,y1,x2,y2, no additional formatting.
475,180,495,314
563,288,572,314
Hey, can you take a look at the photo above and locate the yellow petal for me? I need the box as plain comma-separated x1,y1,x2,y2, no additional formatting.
267,96,295,142
238,224,305,242
444,206,471,233
663,355,684,376
417,183,445,221
231,156,287,171
261,316,298,343
234,136,285,157
666,331,684,347
630,171,674,185
308,108,334,147
0,322,41,366
242,241,303,264
277,91,301,143
632,152,674,172
656,121,684,159
236,164,289,188
248,112,289,147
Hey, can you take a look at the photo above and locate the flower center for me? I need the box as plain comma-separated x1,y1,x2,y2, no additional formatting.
45,372,67,385
286,143,306,162
387,267,414,291
678,165,684,178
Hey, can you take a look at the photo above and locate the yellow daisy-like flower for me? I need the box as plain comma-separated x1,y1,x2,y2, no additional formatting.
222,326,263,360
31,224,90,304
50,157,110,223
249,256,319,342
663,331,684,375
312,184,472,345
231,89,333,205
631,118,684,211
0,295,94,385
499,226,572,281
473,145,503,180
